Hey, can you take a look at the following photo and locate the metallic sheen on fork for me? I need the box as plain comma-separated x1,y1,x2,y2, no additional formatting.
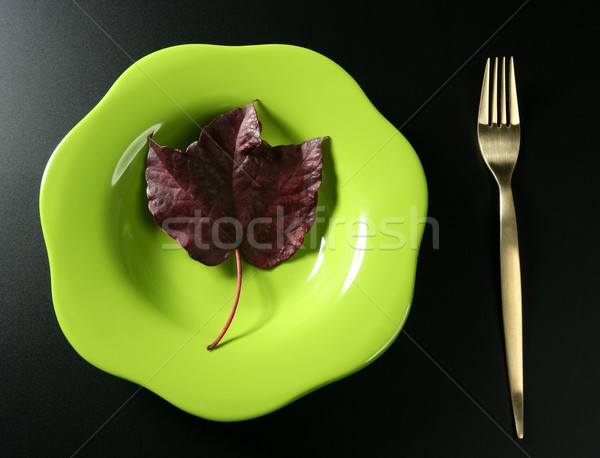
477,57,524,439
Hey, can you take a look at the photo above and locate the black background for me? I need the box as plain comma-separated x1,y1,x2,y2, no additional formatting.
1,1,599,457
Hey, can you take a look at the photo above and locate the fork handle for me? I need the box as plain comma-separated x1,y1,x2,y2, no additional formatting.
499,183,524,439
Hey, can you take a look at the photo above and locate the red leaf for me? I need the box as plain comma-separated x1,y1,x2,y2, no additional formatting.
145,102,324,349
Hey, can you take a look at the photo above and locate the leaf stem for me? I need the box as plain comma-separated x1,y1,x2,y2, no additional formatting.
207,248,242,350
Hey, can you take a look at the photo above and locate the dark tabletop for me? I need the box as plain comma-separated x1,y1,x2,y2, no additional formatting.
1,1,599,457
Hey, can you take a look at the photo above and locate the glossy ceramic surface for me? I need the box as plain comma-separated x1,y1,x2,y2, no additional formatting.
40,44,427,421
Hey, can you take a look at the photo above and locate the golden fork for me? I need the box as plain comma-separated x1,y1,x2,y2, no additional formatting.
477,57,524,439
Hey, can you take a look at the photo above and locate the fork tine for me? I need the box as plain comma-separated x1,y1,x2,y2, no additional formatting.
500,57,507,125
478,58,490,124
509,57,520,125
491,57,498,125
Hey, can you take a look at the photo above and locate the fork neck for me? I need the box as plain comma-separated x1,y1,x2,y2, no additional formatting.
493,170,514,190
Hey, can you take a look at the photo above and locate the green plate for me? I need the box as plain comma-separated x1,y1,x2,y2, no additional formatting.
40,44,427,421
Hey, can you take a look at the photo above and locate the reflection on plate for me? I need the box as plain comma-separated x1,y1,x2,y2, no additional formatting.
40,44,427,421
